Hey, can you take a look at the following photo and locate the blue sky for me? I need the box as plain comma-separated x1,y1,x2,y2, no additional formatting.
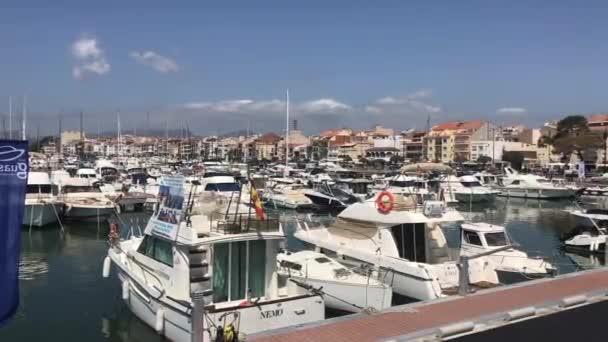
2,1,608,135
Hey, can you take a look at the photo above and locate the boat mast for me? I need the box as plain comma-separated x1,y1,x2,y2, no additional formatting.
21,94,26,140
8,96,12,139
117,110,121,157
285,89,289,177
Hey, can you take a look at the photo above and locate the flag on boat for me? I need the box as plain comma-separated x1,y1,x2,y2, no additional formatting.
249,182,265,221
0,140,29,327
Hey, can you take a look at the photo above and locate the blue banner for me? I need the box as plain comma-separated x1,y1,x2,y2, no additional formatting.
0,140,28,327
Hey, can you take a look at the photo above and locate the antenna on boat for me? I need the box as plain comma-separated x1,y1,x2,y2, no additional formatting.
8,96,12,139
21,94,26,140
285,89,290,178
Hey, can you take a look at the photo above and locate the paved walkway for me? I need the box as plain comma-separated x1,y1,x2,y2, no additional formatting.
251,269,608,342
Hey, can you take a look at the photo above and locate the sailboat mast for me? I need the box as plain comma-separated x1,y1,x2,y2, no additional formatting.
8,96,12,139
285,89,289,176
22,95,26,140
117,111,121,157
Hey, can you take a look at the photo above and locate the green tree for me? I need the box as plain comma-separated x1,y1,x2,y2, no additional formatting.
502,151,525,170
552,115,602,161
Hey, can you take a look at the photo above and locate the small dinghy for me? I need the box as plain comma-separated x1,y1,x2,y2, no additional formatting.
277,250,392,312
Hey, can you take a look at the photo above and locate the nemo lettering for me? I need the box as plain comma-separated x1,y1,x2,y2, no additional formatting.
260,309,283,319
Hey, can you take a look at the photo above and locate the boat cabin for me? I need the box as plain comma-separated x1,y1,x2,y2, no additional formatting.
460,223,509,252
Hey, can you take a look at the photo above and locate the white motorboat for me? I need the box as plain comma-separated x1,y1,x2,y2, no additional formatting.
375,175,431,198
76,168,98,184
497,167,577,199
460,222,555,283
295,194,500,301
303,181,360,211
263,181,314,210
103,185,324,341
277,250,392,312
23,172,63,227
58,178,117,221
440,175,500,204
562,209,608,253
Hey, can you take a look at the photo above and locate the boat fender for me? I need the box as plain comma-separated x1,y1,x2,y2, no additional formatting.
376,191,395,214
102,256,111,278
109,223,120,242
122,280,130,301
155,309,165,333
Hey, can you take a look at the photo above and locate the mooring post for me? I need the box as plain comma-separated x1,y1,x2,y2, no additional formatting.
191,290,207,342
458,255,470,296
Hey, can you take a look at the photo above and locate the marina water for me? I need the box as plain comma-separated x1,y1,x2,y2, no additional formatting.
0,197,600,341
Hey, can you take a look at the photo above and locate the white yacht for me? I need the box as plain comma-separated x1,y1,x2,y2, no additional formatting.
58,178,117,221
96,159,121,183
497,167,577,199
375,175,430,197
562,209,608,253
23,172,62,227
460,222,555,283
277,250,392,312
103,193,324,341
440,175,500,204
76,168,98,183
294,194,500,301
262,181,314,210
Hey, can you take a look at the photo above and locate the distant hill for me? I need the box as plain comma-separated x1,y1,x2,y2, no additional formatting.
93,128,194,138
219,129,257,138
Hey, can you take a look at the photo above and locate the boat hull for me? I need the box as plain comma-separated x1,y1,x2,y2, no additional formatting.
118,272,324,342
23,202,62,227
63,206,115,222
497,188,576,199
304,193,346,210
288,276,392,312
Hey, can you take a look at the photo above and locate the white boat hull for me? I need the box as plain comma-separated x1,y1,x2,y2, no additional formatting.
497,188,576,199
63,205,115,221
288,276,392,312
23,202,62,227
118,272,324,342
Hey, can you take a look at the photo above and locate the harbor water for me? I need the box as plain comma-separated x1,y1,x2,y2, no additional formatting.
0,197,603,342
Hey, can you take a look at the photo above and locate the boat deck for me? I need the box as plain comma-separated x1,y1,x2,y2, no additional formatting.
249,268,608,341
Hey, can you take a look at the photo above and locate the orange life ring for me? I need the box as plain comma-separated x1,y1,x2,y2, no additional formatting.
376,191,395,214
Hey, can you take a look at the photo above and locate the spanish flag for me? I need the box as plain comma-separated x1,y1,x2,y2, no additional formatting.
250,182,265,221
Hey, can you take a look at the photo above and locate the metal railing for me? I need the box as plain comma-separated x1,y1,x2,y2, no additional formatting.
212,213,281,234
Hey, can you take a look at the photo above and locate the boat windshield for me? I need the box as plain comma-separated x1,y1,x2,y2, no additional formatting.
204,182,241,192
461,181,482,187
485,232,508,246
27,184,53,194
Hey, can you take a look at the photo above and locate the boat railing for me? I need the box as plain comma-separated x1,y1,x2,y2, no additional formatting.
212,213,282,234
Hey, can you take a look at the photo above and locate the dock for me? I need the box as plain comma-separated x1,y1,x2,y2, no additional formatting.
249,268,608,341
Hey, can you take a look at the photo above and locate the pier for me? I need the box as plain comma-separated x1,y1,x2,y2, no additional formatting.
249,268,608,341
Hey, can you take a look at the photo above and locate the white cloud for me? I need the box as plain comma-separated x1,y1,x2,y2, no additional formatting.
365,105,383,114
497,107,527,114
71,35,110,79
297,98,351,114
182,97,351,115
130,51,179,73
370,89,441,114
183,99,283,113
